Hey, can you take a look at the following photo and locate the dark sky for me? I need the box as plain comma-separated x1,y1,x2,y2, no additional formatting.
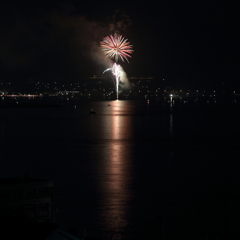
0,0,239,88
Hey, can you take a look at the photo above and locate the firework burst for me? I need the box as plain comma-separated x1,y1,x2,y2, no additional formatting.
100,33,133,62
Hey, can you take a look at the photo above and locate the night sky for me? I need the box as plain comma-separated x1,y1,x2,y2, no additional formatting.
0,0,239,88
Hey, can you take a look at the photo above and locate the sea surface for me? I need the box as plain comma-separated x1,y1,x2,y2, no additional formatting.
1,98,240,239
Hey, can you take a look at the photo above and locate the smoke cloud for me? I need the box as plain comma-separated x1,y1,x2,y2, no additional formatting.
0,3,132,78
119,65,130,93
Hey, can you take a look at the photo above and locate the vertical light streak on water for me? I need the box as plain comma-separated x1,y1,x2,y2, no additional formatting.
169,95,173,137
99,101,134,239
170,114,173,136
109,115,126,226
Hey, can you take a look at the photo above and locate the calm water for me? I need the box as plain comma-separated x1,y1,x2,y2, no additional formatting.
1,99,240,239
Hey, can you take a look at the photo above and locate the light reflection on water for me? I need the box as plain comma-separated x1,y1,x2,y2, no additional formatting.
98,100,134,239
169,113,173,136
1,99,240,239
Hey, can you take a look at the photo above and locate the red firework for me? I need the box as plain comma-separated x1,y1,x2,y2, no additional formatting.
100,33,133,62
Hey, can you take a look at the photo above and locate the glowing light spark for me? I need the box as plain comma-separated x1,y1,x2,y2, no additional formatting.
100,33,133,63
101,33,133,99
103,63,121,99
103,68,112,75
112,64,121,99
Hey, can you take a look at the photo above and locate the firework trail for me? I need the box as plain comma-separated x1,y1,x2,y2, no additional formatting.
101,33,133,98
103,63,121,94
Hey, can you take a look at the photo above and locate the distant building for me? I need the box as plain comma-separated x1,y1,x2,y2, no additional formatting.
0,175,53,222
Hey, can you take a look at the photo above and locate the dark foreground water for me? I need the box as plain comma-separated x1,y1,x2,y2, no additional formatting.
1,98,240,239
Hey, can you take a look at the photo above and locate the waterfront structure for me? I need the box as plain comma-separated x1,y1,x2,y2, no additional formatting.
0,174,53,222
